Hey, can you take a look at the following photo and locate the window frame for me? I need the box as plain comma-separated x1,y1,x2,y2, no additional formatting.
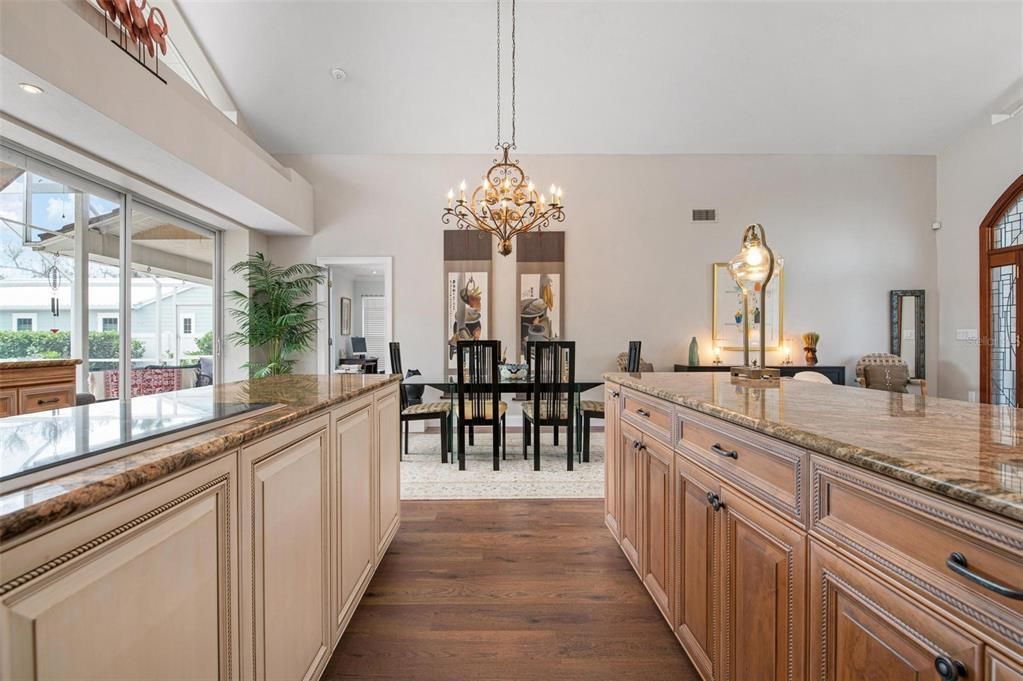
97,314,119,333
12,314,37,332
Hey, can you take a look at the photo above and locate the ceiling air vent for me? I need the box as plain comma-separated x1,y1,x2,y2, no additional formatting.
692,209,717,223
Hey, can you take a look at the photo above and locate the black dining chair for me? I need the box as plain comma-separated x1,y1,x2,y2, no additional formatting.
627,340,642,372
455,340,507,471
522,340,576,471
390,342,452,462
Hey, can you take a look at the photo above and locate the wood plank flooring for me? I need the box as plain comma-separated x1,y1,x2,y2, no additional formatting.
323,499,698,680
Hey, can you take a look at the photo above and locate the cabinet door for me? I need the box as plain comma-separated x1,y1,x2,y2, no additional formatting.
605,384,622,539
375,387,401,561
620,421,644,575
720,485,806,681
0,456,238,681
0,389,17,416
642,435,673,621
336,407,375,631
241,417,331,681
810,540,983,681
674,454,721,681
988,652,1023,681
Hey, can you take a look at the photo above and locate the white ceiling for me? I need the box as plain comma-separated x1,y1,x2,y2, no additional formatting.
177,1,1022,155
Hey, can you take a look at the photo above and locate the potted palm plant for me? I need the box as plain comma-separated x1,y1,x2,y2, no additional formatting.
227,252,325,377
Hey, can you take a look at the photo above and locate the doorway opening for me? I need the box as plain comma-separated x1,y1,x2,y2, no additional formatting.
315,256,393,374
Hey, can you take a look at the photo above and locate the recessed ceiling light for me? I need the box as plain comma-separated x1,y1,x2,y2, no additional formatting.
330,67,347,81
18,82,44,95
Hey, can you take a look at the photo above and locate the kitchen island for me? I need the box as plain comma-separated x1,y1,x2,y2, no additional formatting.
602,371,1022,681
0,373,401,681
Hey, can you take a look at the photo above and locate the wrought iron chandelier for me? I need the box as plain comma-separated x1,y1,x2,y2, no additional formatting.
442,0,565,256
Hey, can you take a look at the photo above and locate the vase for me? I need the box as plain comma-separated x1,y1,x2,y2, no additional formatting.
688,337,699,366
804,347,818,366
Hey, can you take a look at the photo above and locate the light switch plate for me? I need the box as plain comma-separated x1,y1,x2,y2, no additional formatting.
956,329,979,341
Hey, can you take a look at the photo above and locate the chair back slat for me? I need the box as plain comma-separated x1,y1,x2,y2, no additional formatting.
389,342,408,411
527,340,575,423
456,340,500,422
627,340,642,373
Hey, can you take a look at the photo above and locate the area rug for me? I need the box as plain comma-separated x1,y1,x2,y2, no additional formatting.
401,431,605,500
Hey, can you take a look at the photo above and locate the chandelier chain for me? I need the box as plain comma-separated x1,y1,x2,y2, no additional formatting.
511,0,517,149
496,0,501,149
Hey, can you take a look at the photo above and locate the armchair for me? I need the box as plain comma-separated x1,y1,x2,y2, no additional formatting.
855,353,927,397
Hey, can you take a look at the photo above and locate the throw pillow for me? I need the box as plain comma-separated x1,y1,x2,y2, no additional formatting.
863,364,910,393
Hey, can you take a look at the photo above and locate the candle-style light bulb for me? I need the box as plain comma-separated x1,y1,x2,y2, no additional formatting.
447,189,454,209
539,194,546,210
459,180,466,202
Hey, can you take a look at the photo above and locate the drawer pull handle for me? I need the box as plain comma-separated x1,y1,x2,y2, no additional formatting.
711,443,738,459
636,408,650,418
946,552,1023,600
706,492,724,512
36,397,61,405
934,655,966,681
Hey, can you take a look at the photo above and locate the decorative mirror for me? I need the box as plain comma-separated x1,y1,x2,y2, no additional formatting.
889,290,925,379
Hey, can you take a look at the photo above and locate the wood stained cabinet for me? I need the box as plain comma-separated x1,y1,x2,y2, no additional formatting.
642,434,674,621
988,653,1023,681
240,415,332,681
673,454,721,681
605,385,622,539
620,421,644,575
719,485,806,681
810,540,983,681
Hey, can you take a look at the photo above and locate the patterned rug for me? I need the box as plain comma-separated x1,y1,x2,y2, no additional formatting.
401,430,605,500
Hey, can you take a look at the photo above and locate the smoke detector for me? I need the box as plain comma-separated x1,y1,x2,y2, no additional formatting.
331,67,347,81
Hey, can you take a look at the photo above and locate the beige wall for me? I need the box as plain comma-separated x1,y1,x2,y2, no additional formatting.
267,154,937,402
936,117,1023,400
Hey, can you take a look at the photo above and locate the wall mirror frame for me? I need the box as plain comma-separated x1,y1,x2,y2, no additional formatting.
889,289,925,379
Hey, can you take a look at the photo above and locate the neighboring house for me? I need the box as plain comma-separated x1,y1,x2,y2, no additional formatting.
0,278,213,363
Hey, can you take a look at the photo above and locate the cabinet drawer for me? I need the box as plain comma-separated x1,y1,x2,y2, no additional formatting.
677,407,806,526
811,455,1023,650
621,389,673,443
18,384,75,413
810,539,984,681
0,389,17,417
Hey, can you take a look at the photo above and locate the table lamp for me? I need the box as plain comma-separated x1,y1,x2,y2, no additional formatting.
727,223,780,381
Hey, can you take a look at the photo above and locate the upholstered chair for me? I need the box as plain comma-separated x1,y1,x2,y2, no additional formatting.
855,353,927,397
615,352,654,373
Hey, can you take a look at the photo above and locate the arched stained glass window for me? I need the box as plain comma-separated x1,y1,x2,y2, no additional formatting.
981,175,1023,405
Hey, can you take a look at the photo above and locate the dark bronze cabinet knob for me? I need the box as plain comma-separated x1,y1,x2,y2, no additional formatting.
706,492,723,512
934,655,966,681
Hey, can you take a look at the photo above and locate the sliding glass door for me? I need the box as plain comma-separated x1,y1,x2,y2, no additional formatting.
0,143,221,402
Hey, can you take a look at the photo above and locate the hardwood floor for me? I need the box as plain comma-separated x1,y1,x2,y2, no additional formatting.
323,499,698,680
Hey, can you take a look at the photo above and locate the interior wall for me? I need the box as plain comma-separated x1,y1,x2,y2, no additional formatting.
936,116,1023,401
268,154,938,399
328,266,356,363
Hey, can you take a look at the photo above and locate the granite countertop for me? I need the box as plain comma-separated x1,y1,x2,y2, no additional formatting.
0,373,399,542
605,372,1023,523
0,358,82,369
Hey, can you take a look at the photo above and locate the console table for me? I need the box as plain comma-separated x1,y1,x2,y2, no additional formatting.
673,363,846,385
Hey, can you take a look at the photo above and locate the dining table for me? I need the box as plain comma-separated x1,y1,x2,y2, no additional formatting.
402,374,605,469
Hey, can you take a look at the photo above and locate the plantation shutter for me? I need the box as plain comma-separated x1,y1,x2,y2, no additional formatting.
361,295,386,366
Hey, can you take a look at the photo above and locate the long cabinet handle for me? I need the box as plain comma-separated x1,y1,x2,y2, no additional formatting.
36,397,60,405
636,408,650,418
934,655,966,681
945,552,1023,600
711,443,739,459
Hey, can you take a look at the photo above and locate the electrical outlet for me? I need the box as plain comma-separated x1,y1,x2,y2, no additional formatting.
967,390,978,403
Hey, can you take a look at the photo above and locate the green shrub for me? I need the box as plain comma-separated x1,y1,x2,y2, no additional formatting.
0,331,144,371
186,330,214,356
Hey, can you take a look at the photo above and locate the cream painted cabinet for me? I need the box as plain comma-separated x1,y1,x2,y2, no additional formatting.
375,386,401,561
240,415,332,681
0,455,238,681
332,400,375,641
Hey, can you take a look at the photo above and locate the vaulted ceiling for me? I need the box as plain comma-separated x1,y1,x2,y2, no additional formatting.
177,1,1021,155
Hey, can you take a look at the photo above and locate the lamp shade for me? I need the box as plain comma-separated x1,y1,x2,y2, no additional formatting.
727,225,774,292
